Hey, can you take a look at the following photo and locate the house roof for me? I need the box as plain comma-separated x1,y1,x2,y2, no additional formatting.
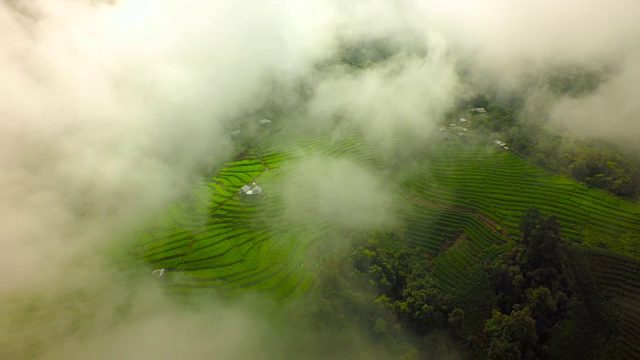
152,269,166,277
240,183,262,195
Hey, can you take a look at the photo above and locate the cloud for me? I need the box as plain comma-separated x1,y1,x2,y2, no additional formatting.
416,0,640,148
3,0,640,358
282,157,396,231
307,35,460,143
420,0,638,82
39,291,286,360
549,60,640,150
0,1,341,357
0,0,339,293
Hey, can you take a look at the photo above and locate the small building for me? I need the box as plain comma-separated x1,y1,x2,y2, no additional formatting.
493,140,502,145
239,183,263,196
230,130,241,136
152,269,166,277
470,108,487,113
459,118,467,123
449,123,457,127
503,146,509,150
259,119,272,125
439,128,445,131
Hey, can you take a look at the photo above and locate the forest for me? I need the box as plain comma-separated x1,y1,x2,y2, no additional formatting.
307,208,620,359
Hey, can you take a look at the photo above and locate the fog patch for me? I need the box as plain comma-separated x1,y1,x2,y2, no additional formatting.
307,33,461,148
282,157,396,231
549,60,640,151
41,293,285,360
3,0,640,358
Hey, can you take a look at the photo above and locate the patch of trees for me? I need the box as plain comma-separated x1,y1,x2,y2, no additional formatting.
334,34,428,70
457,208,618,359
306,232,457,358
544,65,605,98
563,144,640,197
484,208,569,358
337,37,399,69
306,209,620,358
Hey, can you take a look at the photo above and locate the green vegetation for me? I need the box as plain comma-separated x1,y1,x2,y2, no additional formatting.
132,132,388,299
134,151,315,300
304,232,456,358
303,209,619,359
131,118,640,358
465,94,640,199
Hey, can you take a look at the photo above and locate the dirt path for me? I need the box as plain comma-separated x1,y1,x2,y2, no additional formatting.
408,195,508,237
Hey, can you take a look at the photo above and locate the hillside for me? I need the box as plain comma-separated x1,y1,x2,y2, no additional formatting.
127,123,640,357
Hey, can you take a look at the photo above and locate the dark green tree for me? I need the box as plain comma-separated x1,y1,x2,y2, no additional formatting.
485,308,538,360
519,207,562,269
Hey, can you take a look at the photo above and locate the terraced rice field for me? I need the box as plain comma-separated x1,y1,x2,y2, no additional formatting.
401,143,640,291
398,199,505,292
133,152,317,300
586,249,640,360
133,132,640,299
406,144,640,244
133,132,388,299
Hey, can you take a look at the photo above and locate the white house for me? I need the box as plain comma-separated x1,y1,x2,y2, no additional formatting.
152,269,166,277
240,183,263,196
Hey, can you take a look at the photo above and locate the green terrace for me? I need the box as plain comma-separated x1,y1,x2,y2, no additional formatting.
131,133,640,299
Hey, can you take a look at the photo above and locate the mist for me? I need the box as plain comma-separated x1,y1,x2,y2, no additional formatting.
282,157,396,231
420,0,640,149
2,0,639,358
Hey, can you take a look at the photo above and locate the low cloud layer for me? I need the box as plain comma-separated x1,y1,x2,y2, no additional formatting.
549,61,640,150
282,157,396,231
3,0,640,358
0,0,333,293
420,0,640,149
0,1,338,357
308,40,460,143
